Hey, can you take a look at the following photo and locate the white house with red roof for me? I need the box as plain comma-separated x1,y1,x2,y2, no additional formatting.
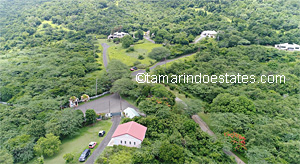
110,121,147,148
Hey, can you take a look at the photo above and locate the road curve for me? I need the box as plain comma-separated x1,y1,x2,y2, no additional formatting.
75,93,137,114
131,52,196,76
144,35,155,43
192,115,245,164
194,35,205,43
85,116,121,164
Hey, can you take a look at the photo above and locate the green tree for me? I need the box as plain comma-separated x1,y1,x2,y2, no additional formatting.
107,59,131,81
26,120,46,140
0,149,14,164
34,133,61,157
135,30,144,40
122,35,133,48
159,142,185,163
6,134,35,163
110,78,137,97
85,109,97,125
63,153,75,163
36,155,44,164
148,47,171,61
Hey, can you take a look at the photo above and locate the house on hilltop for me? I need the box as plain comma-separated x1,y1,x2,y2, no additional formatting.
107,32,129,39
201,30,217,38
275,43,300,51
109,121,147,148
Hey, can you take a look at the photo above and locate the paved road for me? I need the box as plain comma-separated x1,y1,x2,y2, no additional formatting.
194,35,205,43
131,52,195,76
192,115,245,164
85,116,121,164
75,93,137,114
101,43,110,69
144,35,155,43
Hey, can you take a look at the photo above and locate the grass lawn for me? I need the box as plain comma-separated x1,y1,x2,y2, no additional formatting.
234,151,249,164
44,120,112,164
107,40,161,66
38,20,73,32
166,53,196,67
198,112,215,131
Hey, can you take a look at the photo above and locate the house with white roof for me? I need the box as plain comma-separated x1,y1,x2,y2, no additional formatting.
124,107,140,119
275,43,300,51
201,30,218,38
110,121,147,148
107,32,129,39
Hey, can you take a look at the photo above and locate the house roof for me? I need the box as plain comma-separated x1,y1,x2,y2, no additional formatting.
277,43,300,46
202,30,217,35
112,121,147,141
124,107,140,119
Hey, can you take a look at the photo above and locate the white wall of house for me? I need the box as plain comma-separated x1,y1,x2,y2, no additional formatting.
113,134,142,148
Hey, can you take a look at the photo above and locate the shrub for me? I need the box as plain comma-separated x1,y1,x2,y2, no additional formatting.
126,46,135,52
138,55,144,60
224,132,247,153
85,109,97,125
113,38,120,43
136,64,147,69
63,153,74,163
134,61,141,66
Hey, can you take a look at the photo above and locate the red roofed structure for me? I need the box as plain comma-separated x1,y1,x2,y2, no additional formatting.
111,121,147,148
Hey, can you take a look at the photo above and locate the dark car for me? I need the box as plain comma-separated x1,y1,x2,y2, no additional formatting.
99,130,106,137
79,149,90,162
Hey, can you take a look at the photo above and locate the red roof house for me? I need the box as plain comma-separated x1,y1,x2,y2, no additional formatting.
111,121,147,148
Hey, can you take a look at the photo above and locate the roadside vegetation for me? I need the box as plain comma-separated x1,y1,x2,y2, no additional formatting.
44,120,112,164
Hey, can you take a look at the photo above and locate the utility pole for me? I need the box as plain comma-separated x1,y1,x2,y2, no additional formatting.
119,94,122,112
93,44,95,58
95,78,98,96
109,100,111,113
94,35,96,58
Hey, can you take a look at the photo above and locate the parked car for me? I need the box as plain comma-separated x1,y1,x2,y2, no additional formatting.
99,130,106,137
130,66,137,71
78,149,90,162
105,113,112,118
88,142,97,148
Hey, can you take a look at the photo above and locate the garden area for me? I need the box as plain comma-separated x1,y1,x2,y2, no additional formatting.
43,120,112,164
107,40,162,67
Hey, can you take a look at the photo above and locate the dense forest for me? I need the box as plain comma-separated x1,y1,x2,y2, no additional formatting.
0,0,300,163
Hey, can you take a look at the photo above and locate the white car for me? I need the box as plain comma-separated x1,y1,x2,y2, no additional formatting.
105,113,112,117
99,130,106,137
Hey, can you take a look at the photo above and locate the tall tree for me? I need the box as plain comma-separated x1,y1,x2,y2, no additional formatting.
34,133,61,157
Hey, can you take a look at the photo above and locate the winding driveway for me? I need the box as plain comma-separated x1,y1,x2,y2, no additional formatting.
194,34,206,43
144,35,155,43
192,115,245,164
101,43,110,70
131,52,195,76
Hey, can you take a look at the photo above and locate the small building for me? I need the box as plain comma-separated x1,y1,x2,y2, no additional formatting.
108,32,129,39
124,107,140,119
69,96,79,108
275,43,300,51
144,30,150,36
111,121,147,148
201,30,217,38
